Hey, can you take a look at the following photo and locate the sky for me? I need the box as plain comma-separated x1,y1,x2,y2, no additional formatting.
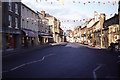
21,0,119,31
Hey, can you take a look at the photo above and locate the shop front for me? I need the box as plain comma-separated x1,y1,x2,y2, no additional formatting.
38,32,53,44
2,30,21,52
22,29,37,47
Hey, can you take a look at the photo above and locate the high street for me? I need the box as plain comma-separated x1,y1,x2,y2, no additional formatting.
2,43,120,79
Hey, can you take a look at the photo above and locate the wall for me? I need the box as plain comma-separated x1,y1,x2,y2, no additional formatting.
21,4,38,32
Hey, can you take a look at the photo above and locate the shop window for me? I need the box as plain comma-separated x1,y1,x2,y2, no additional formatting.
6,35,13,49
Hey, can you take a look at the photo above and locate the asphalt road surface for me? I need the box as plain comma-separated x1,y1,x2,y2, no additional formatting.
2,43,120,79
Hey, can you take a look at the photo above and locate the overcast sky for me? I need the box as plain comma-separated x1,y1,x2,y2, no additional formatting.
22,0,119,31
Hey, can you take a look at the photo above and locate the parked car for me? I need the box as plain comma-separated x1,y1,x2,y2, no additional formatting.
81,41,85,44
108,42,119,52
83,41,89,45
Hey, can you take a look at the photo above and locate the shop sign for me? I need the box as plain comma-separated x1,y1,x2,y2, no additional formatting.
114,35,119,41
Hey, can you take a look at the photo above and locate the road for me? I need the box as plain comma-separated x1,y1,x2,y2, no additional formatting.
2,43,120,79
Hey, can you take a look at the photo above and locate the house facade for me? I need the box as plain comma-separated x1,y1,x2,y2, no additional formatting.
2,2,21,53
103,14,119,47
21,3,39,47
37,11,53,44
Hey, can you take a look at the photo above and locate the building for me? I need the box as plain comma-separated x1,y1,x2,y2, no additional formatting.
0,1,2,52
103,14,119,48
59,27,64,42
41,11,60,43
94,14,105,48
66,29,73,42
56,19,61,43
1,1,21,53
73,26,81,43
21,3,38,47
81,23,88,42
87,11,99,46
37,11,53,44
118,1,120,51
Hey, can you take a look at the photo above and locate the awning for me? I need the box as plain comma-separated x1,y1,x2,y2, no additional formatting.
38,32,52,36
41,36,53,38
23,30,37,37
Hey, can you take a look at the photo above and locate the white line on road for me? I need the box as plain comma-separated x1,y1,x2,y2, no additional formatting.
93,64,103,80
3,54,56,73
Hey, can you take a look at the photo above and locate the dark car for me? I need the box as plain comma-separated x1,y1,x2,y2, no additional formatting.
108,42,119,52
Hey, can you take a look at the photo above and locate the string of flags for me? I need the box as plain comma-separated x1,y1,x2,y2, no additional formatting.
22,16,48,24
21,13,115,24
35,0,118,6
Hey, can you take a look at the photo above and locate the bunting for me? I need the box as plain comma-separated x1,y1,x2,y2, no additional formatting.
35,0,118,6
21,12,116,24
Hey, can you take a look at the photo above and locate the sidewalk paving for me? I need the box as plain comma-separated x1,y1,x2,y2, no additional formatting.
79,43,107,50
79,43,120,56
2,42,67,57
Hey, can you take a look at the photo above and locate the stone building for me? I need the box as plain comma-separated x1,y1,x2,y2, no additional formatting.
37,11,52,44
42,12,59,43
103,14,119,47
21,3,38,47
73,26,81,43
87,11,99,45
1,1,21,53
81,23,88,42
59,27,64,42
94,14,105,48
66,30,73,42
118,1,120,51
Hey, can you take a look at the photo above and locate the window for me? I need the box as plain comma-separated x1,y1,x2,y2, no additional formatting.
8,15,12,28
8,0,12,11
113,27,115,32
22,7,24,15
15,3,18,14
15,18,18,29
22,19,24,28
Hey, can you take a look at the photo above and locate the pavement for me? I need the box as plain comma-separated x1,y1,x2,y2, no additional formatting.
2,42,67,57
2,42,120,80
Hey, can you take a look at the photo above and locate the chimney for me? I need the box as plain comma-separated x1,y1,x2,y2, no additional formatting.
100,13,105,22
94,11,98,22
41,11,45,18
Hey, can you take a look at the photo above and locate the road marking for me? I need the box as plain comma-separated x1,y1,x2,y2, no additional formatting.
3,54,56,73
93,64,103,80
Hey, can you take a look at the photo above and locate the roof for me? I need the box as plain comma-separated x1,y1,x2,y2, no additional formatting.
21,3,38,15
103,14,119,28
45,14,53,17
92,21,99,27
81,22,88,29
